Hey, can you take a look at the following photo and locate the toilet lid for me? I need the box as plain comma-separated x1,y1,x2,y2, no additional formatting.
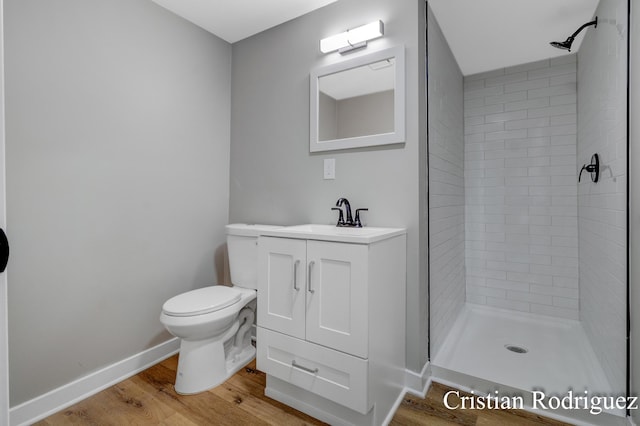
162,286,241,317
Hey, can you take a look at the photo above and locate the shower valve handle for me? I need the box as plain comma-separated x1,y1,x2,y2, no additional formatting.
578,153,600,183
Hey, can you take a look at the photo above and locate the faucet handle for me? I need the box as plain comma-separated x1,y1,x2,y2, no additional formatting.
354,208,368,228
331,207,345,226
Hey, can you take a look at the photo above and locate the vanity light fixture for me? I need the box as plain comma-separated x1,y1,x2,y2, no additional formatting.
320,20,384,54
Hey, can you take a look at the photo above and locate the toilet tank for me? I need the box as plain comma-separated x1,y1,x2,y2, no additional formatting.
226,224,281,289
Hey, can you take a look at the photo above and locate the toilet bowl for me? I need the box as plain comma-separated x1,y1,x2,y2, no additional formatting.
159,224,279,395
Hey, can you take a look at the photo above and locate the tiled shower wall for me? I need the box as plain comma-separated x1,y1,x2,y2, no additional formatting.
577,0,627,394
427,6,465,358
463,57,579,320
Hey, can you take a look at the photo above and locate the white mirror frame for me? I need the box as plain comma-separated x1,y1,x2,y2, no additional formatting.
310,45,405,152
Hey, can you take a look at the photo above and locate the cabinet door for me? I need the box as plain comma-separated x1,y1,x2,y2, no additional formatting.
306,241,369,358
258,237,306,339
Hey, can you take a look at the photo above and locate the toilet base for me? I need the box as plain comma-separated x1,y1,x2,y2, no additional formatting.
173,311,256,395
174,338,256,394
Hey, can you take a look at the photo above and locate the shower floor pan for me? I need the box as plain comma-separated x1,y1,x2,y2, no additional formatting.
431,303,626,425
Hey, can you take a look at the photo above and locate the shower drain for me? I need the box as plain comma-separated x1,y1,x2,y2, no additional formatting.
504,344,528,354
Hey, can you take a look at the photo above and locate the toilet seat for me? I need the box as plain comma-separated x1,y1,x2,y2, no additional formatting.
162,286,241,317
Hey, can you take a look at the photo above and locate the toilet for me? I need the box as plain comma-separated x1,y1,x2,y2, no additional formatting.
160,223,279,394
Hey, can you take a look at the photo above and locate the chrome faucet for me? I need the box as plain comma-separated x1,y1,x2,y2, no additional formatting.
333,198,367,227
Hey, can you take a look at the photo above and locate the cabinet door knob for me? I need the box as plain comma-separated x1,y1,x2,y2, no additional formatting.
308,261,315,294
293,259,300,291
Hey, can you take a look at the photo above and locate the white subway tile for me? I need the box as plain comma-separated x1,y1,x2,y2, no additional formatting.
551,135,577,146
550,114,577,126
530,284,578,298
528,104,575,118
505,78,549,94
550,93,577,106
550,73,577,86
486,278,530,292
530,304,579,320
505,97,549,112
505,117,550,130
486,297,530,313
485,91,527,105
465,103,505,117
464,79,485,90
485,110,527,123
466,68,505,81
462,57,579,320
468,284,507,298
464,84,504,100
465,121,504,135
485,71,527,87
552,296,579,309
508,290,553,305
552,276,579,288
485,129,528,141
528,84,575,99
507,59,550,74
528,63,576,80
527,124,577,137
549,54,577,66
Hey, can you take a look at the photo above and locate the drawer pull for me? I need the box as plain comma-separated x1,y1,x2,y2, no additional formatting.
293,260,300,291
292,360,318,374
308,261,315,293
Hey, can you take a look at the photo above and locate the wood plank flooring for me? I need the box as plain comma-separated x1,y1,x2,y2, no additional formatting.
37,355,571,425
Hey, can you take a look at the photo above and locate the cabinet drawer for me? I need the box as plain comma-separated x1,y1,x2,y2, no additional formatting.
257,327,370,414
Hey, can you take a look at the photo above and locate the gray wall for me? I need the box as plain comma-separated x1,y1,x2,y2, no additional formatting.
5,0,231,405
230,0,428,372
336,90,394,139
426,4,465,359
319,90,394,141
577,0,628,396
318,92,338,141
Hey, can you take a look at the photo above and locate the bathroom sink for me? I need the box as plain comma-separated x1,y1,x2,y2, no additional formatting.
259,223,405,244
285,224,383,235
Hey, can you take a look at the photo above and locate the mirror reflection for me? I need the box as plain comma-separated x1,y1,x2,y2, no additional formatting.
318,58,395,141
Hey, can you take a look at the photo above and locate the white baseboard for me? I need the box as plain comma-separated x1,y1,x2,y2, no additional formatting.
403,361,431,398
9,338,180,426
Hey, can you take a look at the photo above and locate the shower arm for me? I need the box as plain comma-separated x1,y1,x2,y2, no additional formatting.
567,17,598,41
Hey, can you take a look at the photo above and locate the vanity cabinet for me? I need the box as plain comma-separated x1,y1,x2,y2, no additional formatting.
256,229,406,423
257,237,368,358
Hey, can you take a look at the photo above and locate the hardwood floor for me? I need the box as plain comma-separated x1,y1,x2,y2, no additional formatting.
391,383,570,426
37,355,570,425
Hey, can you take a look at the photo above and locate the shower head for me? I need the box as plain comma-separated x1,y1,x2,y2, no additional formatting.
549,37,574,51
550,16,598,52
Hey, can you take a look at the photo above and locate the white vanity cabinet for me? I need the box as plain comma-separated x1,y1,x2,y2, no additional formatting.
255,226,406,425
257,237,368,358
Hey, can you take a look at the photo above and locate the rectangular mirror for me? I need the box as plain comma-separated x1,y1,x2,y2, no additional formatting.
310,45,405,152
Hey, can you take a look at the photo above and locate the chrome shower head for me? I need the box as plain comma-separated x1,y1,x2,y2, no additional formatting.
550,17,598,52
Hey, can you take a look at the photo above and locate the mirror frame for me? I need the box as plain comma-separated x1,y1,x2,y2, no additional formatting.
310,45,405,152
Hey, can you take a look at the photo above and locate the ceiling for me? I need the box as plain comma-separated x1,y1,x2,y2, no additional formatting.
151,0,337,43
151,0,600,76
428,0,600,75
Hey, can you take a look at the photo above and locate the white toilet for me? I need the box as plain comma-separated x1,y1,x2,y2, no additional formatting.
160,223,278,394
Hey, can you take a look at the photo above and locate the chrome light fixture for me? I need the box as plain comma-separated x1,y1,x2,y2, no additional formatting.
320,20,384,54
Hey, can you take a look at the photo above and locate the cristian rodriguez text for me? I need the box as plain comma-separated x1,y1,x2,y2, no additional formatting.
443,389,638,415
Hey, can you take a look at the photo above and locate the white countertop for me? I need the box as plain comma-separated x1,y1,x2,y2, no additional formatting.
258,224,406,244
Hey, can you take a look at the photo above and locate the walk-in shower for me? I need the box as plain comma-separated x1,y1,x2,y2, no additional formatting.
427,1,628,424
